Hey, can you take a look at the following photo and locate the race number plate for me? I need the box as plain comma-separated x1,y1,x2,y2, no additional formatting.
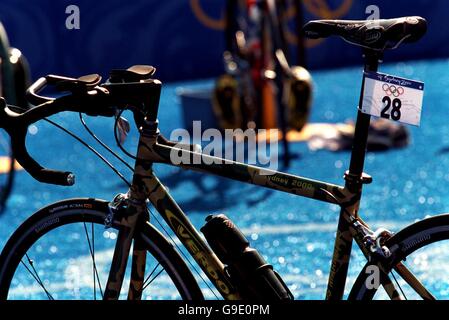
360,71,424,126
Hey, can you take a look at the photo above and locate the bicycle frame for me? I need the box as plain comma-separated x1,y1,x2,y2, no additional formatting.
103,49,413,300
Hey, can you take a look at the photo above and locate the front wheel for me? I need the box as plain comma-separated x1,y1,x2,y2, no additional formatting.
0,198,203,300
349,214,449,300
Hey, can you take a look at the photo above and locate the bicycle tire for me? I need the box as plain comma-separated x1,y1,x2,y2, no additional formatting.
349,214,449,300
0,198,204,300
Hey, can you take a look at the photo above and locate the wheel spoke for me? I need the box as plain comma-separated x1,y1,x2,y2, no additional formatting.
390,270,407,300
394,262,436,300
82,222,104,298
21,254,54,300
142,263,164,292
3,203,198,300
92,223,96,300
142,262,161,289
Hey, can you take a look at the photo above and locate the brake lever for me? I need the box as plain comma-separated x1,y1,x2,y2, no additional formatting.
2,82,114,186
109,65,156,83
0,98,75,186
48,74,102,93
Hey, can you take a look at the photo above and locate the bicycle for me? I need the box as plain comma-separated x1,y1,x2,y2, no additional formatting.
214,0,313,167
0,16,444,300
0,22,31,214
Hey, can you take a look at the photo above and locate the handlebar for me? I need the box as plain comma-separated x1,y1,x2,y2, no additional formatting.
0,65,161,186
26,77,54,106
0,99,75,185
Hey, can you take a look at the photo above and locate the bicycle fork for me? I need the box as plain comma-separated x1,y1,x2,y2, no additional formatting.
103,136,158,300
103,189,148,300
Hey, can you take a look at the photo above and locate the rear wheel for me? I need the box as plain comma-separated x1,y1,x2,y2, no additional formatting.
0,198,203,300
349,214,449,300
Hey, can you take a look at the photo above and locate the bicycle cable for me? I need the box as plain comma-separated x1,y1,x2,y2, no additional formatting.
79,112,134,172
9,105,131,187
319,187,355,218
113,108,140,161
44,118,132,187
147,205,221,300
321,186,412,300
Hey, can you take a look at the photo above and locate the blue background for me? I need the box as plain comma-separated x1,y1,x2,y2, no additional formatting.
0,0,447,81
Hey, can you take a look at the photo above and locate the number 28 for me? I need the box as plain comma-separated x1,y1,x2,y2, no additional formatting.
381,96,402,121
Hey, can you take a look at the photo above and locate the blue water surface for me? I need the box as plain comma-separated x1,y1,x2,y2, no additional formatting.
1,58,449,299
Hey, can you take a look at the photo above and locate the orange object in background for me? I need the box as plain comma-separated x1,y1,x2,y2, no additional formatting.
0,156,21,174
261,81,278,129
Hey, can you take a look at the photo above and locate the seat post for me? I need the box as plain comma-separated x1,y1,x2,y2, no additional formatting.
347,49,382,181
326,50,383,300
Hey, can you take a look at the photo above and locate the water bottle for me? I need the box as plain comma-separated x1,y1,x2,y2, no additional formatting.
201,214,293,300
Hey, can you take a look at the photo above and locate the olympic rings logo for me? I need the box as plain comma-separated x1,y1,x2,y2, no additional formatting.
190,0,225,30
382,84,405,98
189,0,353,48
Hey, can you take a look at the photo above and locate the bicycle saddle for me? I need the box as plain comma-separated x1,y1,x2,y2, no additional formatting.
47,74,102,92
302,16,427,51
109,65,156,83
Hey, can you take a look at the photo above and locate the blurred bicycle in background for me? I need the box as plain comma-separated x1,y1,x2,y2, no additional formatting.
213,0,313,166
0,21,31,214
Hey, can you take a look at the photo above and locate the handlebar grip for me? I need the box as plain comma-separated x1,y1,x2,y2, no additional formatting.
10,127,75,186
26,77,55,106
36,169,75,186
